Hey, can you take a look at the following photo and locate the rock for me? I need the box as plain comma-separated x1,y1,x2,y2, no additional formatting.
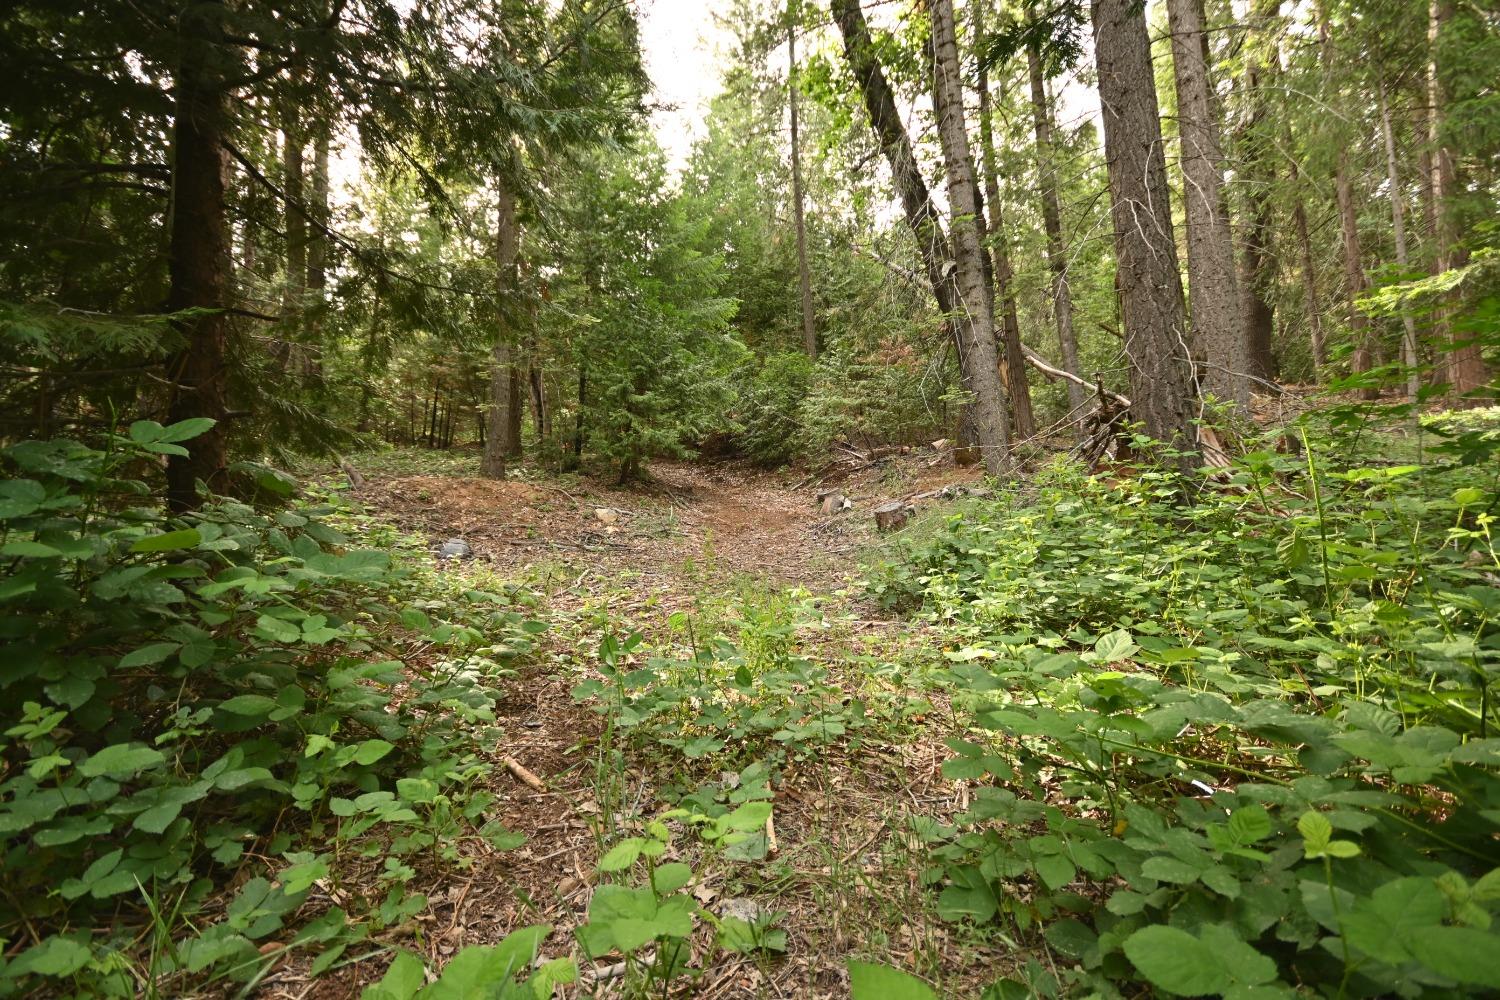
719,897,769,924
594,507,619,525
874,502,912,533
436,538,473,560
930,438,950,451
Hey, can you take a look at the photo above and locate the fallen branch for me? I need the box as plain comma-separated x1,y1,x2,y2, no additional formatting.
336,455,365,489
500,755,547,792
1021,346,1131,408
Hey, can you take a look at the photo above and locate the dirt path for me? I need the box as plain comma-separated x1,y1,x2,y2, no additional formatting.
300,454,989,999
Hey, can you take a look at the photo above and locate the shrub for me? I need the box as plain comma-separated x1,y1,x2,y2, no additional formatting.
0,422,539,995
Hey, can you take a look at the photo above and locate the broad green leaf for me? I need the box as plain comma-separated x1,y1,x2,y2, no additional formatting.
1226,804,1272,844
79,743,165,778
119,642,180,668
7,936,92,978
848,961,939,1000
598,838,645,873
1141,856,1203,884
128,419,166,443
130,528,202,553
719,800,771,833
218,694,277,717
352,739,395,765
1297,811,1331,851
652,862,693,893
0,479,46,519
1094,629,1139,663
1123,925,1229,995
158,417,217,442
1341,877,1444,962
134,802,182,834
1408,926,1500,988
1,540,63,558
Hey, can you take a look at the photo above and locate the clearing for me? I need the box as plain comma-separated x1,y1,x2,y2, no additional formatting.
292,451,993,999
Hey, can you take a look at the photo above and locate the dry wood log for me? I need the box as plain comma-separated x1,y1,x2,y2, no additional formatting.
337,455,364,489
818,491,852,514
500,755,546,792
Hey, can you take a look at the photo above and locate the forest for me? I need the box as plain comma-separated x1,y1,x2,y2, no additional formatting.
1,0,1498,995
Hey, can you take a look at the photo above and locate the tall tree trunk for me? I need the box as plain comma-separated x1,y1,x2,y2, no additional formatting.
1091,0,1202,472
788,11,817,359
506,365,524,458
1318,5,1374,396
1377,79,1421,403
281,102,306,317
1167,0,1247,407
1428,0,1489,400
829,0,955,320
572,363,586,464
307,125,330,296
165,0,234,512
529,358,547,442
1414,101,1438,259
1290,161,1327,372
829,0,1009,471
1334,150,1374,395
929,0,1011,473
974,5,1035,440
1236,4,1280,385
481,182,520,478
1026,39,1085,416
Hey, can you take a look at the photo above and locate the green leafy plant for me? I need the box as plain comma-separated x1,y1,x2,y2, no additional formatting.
878,420,1500,998
363,924,574,999
0,425,541,995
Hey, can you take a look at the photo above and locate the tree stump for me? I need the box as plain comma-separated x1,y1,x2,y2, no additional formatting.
874,502,911,533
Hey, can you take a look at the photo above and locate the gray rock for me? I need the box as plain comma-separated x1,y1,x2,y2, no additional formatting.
719,897,768,924
436,538,473,560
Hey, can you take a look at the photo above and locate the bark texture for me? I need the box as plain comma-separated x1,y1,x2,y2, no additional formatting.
1167,0,1247,407
829,0,1010,473
281,102,306,315
1026,41,1085,416
1236,5,1280,384
481,182,520,478
1377,80,1421,401
1091,0,1201,472
1319,5,1374,396
165,0,234,511
975,6,1035,440
307,126,330,295
929,0,1010,473
788,15,817,359
1427,0,1490,399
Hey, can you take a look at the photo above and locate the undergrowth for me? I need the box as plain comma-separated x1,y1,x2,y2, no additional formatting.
0,422,541,996
863,406,1500,998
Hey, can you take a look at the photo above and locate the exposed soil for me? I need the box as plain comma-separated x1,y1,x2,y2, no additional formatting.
265,450,991,999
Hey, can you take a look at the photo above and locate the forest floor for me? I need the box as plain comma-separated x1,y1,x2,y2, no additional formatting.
289,447,1007,999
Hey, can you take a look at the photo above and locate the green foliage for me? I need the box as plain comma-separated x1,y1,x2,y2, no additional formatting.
571,600,873,775
0,425,541,994
730,351,814,465
540,144,740,480
879,413,1500,997
848,959,939,1000
362,925,574,999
